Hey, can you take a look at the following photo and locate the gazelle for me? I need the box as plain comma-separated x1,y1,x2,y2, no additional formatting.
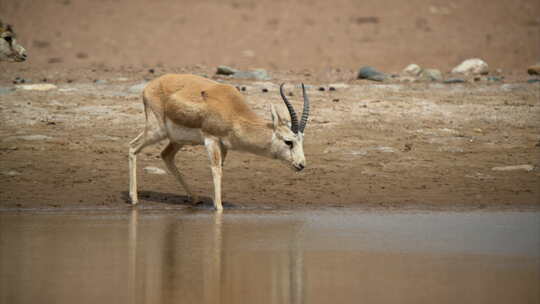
129,74,310,211
0,20,27,62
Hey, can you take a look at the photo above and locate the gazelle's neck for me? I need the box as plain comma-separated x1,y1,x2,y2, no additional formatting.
230,119,274,158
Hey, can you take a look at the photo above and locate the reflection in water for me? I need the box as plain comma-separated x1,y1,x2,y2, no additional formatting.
0,210,539,304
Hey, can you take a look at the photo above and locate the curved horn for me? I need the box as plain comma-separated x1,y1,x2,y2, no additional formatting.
299,83,310,133
279,83,299,133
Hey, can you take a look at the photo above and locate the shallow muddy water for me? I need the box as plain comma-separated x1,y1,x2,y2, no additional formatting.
1,209,539,304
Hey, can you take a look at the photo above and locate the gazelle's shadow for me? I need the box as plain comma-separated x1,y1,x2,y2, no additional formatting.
121,191,236,209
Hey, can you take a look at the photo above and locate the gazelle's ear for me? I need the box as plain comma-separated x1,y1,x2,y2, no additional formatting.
270,104,279,129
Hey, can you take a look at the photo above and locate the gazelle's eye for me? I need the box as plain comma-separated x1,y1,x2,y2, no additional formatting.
284,140,293,148
4,36,12,44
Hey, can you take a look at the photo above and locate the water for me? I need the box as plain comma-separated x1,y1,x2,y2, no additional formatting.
1,209,539,304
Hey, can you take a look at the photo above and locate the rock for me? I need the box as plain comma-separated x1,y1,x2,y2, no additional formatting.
451,58,489,75
16,84,57,91
357,66,387,81
398,76,417,83
443,78,466,84
527,64,540,75
216,66,271,80
492,165,534,172
128,82,148,94
216,65,238,76
94,79,108,85
527,79,540,84
2,170,21,176
420,69,443,81
486,76,503,82
402,64,422,76
328,83,349,89
0,87,15,95
143,166,167,175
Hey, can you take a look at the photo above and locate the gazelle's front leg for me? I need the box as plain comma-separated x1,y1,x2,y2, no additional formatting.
204,137,224,212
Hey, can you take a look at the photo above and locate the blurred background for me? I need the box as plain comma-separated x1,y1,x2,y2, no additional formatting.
2,0,539,72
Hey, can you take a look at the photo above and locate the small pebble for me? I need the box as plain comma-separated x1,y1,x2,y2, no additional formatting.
318,87,325,91
148,68,155,74
262,88,268,93
329,86,336,91
332,98,340,102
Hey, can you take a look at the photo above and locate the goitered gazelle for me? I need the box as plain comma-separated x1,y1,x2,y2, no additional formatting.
129,74,310,211
0,20,27,62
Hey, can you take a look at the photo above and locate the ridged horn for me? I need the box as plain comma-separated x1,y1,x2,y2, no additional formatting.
299,83,310,133
279,83,299,133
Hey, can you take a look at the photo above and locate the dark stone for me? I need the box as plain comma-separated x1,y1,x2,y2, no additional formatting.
148,68,155,74
329,86,336,91
318,87,325,91
262,88,269,93
527,78,540,84
443,78,466,84
357,66,387,81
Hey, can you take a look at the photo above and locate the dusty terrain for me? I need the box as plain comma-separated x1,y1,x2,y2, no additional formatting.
0,67,539,210
0,0,539,210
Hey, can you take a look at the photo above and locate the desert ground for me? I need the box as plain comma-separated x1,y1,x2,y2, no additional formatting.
0,0,539,210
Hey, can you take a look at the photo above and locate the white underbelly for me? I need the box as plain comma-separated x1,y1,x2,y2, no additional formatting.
165,118,204,145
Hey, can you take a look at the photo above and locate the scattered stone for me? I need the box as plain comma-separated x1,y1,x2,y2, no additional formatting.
527,79,540,84
2,170,21,177
501,84,526,91
15,84,57,91
318,87,326,91
13,77,26,84
144,166,167,175
216,66,271,80
492,165,534,172
398,76,417,83
451,58,489,75
216,65,238,76
241,86,247,91
332,98,340,102
148,68,155,74
0,87,15,95
403,64,422,76
94,79,107,85
128,82,148,94
328,83,349,89
527,64,540,75
420,69,443,81
357,66,387,81
329,86,336,91
486,76,503,82
443,78,466,84
262,88,269,93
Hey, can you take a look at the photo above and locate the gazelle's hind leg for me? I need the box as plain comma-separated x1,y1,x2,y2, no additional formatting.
160,142,199,203
128,128,166,204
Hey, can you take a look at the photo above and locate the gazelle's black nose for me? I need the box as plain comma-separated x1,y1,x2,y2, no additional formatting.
295,164,305,171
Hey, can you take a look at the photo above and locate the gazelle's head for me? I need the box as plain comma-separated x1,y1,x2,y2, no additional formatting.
270,83,310,171
0,21,27,62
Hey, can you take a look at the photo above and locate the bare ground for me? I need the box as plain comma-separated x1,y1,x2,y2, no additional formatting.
1,67,539,211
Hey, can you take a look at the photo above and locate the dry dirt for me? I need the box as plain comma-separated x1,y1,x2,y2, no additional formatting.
0,67,539,211
0,0,539,211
